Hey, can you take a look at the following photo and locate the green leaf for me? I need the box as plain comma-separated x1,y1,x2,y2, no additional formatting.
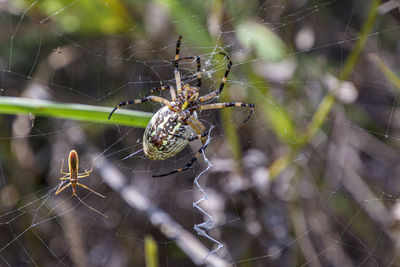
0,97,152,128
248,72,298,145
236,21,286,62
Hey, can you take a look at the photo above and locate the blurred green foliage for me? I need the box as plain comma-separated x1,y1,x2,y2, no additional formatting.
145,235,159,267
39,0,133,34
236,21,286,62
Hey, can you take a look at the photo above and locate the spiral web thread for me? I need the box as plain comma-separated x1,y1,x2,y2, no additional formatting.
190,125,223,258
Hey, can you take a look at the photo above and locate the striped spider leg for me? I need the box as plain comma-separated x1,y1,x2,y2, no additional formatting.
152,116,209,177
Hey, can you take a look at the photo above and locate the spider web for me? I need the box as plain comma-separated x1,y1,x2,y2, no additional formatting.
1,0,400,266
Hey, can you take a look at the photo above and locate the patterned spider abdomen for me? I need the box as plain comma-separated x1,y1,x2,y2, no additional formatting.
143,106,193,160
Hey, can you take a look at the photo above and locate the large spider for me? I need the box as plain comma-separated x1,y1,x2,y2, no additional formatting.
108,35,254,177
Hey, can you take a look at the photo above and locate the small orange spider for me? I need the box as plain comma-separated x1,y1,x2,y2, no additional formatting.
48,150,108,218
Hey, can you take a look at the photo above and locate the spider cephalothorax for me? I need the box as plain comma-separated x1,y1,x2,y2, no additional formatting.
108,35,254,177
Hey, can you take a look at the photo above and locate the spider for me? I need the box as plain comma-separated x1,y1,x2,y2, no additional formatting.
108,35,254,177
48,150,108,218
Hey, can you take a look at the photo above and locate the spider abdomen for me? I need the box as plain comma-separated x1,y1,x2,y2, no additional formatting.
143,106,193,160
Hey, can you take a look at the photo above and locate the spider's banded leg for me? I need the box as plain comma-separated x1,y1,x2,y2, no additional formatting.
198,52,232,102
144,86,170,97
175,35,182,61
152,142,209,178
153,118,209,177
108,96,171,119
174,68,183,94
217,52,232,95
197,91,218,103
55,182,71,195
144,85,176,101
188,117,208,145
174,35,183,94
196,56,201,87
199,102,255,123
173,56,202,87
77,183,106,198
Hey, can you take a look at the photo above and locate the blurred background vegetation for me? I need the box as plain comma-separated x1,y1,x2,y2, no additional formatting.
1,0,400,266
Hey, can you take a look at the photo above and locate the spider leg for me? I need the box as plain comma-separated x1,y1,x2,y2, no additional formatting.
152,142,209,178
77,173,90,178
77,183,106,198
48,193,74,215
175,35,182,61
198,52,232,102
55,182,72,195
173,56,201,87
108,96,171,119
153,118,209,177
144,85,171,97
144,85,176,101
174,35,183,94
74,194,108,218
60,159,69,175
199,102,255,123
187,117,208,144
78,160,94,176
196,56,201,87
59,175,70,180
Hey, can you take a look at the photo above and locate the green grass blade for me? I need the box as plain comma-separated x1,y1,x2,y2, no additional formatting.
0,97,152,128
339,0,380,81
369,54,400,92
145,235,159,267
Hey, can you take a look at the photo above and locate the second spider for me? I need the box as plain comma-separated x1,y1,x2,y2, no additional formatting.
108,35,254,177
